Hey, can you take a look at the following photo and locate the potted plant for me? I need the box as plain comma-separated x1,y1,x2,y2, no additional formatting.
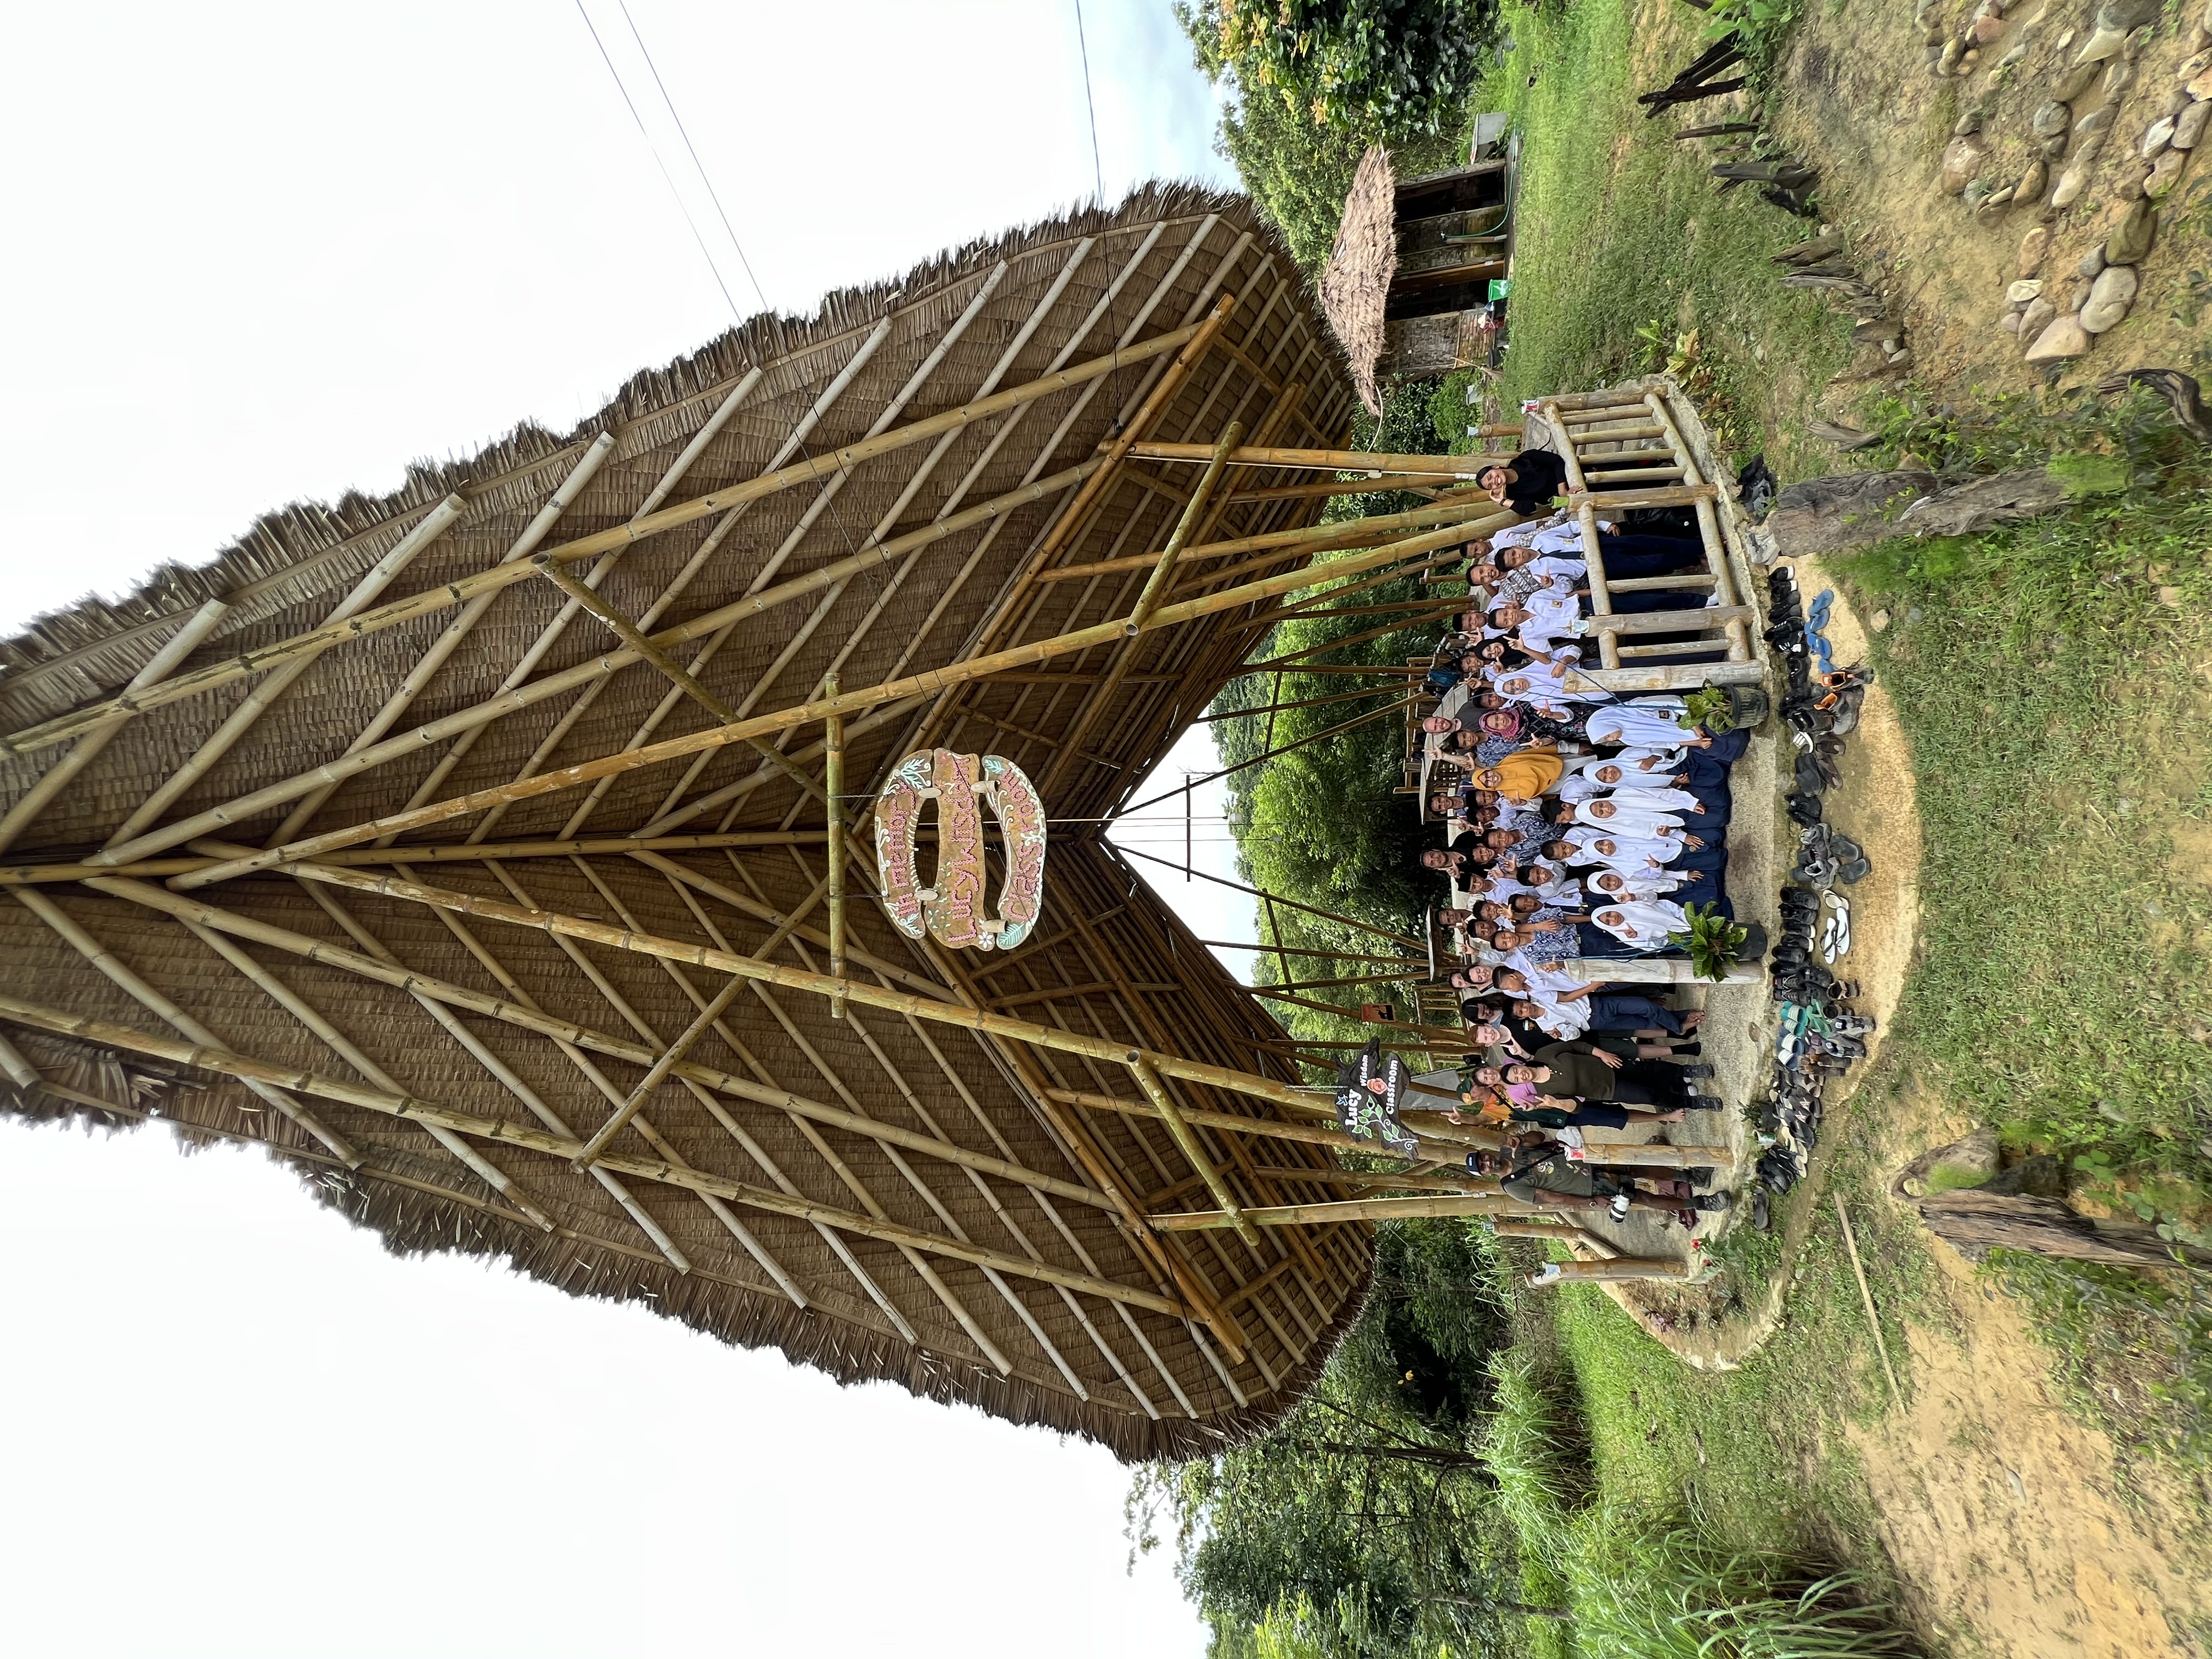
1676,684,1769,734
1671,901,1764,981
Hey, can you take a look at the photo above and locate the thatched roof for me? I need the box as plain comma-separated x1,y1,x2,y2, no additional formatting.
1317,146,1397,417
0,184,1375,1461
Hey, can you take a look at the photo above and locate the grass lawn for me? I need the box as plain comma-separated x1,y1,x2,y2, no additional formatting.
1443,0,1855,479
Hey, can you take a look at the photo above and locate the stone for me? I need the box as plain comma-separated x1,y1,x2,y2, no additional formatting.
2193,65,2212,99
1942,134,1988,193
1976,186,2017,222
1956,106,1989,136
2081,262,2140,331
2179,101,2212,147
1940,35,1966,72
2116,167,2150,201
2080,245,2108,277
2052,153,2098,208
1888,348,1915,370
2076,104,2118,139
2019,295,2057,339
2001,310,2025,332
2147,147,2190,195
2145,116,2177,156
1974,9,2008,42
2007,278,2045,302
2168,87,2196,118
1871,609,1893,633
2063,276,2094,311
1964,46,1982,66
2018,225,2051,273
2105,58,2137,97
1965,179,1993,209
2052,61,2101,100
2182,49,2212,83
2124,22,2154,58
2031,98,2072,137
2041,133,2071,158
2025,313,2093,360
2107,196,2159,262
2016,156,2050,202
2076,19,2128,62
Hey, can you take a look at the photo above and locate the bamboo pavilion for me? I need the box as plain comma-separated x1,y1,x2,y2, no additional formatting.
0,185,1758,1459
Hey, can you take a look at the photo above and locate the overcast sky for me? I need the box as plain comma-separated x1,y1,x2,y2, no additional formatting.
0,4,1261,1654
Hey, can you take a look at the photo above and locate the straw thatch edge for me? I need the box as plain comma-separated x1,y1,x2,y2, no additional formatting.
1317,146,1396,419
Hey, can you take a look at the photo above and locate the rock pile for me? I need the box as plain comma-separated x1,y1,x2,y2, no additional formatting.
1926,0,2210,364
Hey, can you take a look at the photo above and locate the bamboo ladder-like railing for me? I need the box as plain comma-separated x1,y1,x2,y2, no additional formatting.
1535,387,1758,692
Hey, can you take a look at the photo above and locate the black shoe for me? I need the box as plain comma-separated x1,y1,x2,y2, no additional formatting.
1690,1094,1726,1111
1685,1165,1719,1188
1680,1063,1715,1079
1691,1191,1735,1212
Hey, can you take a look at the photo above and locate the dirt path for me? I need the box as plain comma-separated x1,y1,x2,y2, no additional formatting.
1847,1234,2212,1659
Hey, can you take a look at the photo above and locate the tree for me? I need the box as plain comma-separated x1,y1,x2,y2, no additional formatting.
1195,1,1497,137
1175,4,1473,272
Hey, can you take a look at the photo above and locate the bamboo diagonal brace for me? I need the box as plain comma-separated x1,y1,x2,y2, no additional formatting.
174,516,1512,890
1128,1056,1260,1247
0,994,1187,1318
1125,422,1240,635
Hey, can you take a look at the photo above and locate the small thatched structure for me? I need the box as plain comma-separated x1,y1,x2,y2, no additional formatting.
1318,146,1398,416
0,185,1387,1462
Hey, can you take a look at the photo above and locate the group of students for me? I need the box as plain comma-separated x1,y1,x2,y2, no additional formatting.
1400,455,1750,1224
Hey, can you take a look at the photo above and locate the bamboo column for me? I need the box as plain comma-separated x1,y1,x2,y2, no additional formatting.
823,672,848,1018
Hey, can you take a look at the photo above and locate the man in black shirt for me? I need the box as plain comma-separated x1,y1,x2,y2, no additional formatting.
1479,448,1568,515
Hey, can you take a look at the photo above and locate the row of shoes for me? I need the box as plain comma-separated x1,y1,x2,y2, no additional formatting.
1795,821,1871,888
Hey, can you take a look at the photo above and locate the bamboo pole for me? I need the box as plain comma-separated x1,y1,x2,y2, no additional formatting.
5,319,1232,763
1031,486,1497,587
179,518,1506,888
9,888,361,1167
571,973,747,1171
823,672,847,1018
1125,422,1240,635
81,872,1111,1209
1155,1192,1517,1229
97,497,466,847
1127,1053,1258,1250
1048,1086,1482,1160
0,992,1188,1318
1526,1258,1695,1285
1197,939,1422,966
1226,473,1466,504
0,833,823,888
259,432,625,849
0,598,232,858
529,552,834,809
1110,696,1419,819
1199,684,1406,723
172,914,560,1231
1119,437,1519,475
1833,1193,1906,1410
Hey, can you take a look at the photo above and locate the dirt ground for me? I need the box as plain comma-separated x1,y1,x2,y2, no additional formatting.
1848,1209,2212,1659
1759,0,2212,410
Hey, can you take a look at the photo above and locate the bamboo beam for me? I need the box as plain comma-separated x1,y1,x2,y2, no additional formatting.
0,599,232,858
1030,488,1497,586
1049,1086,1481,1160
1118,438,1517,475
178,518,1505,888
571,973,747,1171
257,432,624,849
0,993,1188,1317
3,322,1220,762
823,672,848,1018
81,872,1111,1209
9,889,361,1167
97,497,465,848
528,551,833,810
1155,1192,1519,1229
1199,685,1405,723
1125,422,1240,635
0,833,823,888
1226,473,1464,504
1196,940,1421,966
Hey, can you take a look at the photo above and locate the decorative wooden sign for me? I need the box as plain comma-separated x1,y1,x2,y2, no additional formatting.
875,750,1047,950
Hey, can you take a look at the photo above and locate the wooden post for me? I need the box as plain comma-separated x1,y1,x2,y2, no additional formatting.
1126,422,1241,634
823,672,848,1018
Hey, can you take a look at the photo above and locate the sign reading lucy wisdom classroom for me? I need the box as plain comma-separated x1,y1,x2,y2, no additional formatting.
874,751,1047,950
